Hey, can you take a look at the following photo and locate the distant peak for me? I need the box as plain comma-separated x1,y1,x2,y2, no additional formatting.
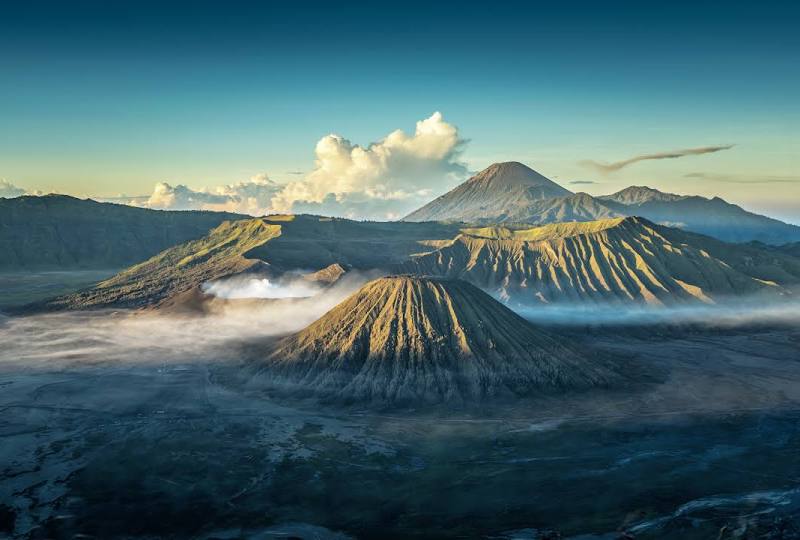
601,185,684,205
468,161,563,189
479,161,539,177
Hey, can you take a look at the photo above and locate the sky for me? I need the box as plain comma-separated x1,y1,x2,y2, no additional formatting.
1,0,798,222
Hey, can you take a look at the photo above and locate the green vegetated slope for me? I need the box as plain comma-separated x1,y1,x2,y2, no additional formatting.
244,215,462,270
0,195,245,270
39,214,800,311
263,275,625,405
42,219,282,310
41,215,461,310
403,217,800,306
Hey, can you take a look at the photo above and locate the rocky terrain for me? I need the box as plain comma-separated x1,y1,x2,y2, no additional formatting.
261,276,626,404
32,214,800,312
404,216,800,305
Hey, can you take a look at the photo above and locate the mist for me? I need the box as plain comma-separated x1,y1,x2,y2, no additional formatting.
0,271,380,371
515,296,800,328
202,274,321,299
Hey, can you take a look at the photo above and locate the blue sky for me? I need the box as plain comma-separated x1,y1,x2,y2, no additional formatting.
1,0,798,221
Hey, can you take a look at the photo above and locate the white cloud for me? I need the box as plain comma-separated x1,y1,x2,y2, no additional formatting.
135,112,467,220
138,174,281,215
269,111,468,219
0,179,27,198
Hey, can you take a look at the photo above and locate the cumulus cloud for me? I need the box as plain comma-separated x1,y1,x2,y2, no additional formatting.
133,112,467,220
580,145,734,174
138,173,281,215
0,179,27,198
269,111,468,219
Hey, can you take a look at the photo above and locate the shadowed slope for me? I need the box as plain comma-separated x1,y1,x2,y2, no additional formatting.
263,276,623,405
0,194,245,270
403,217,800,306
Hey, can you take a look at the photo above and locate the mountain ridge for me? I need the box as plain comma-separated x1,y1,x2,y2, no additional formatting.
403,163,800,244
0,194,246,270
402,216,800,306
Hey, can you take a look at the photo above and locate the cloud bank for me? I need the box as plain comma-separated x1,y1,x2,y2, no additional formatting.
580,145,734,174
0,180,27,198
135,112,468,220
269,111,468,219
137,173,281,215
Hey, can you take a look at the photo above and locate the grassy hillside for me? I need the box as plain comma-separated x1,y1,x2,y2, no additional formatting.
0,195,244,270
36,215,800,311
41,219,282,310
40,215,461,310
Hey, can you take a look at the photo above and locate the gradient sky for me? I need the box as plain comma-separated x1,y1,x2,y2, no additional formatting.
1,0,798,222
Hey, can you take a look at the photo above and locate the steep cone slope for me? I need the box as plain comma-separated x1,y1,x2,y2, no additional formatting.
263,276,622,404
404,162,573,223
403,217,800,306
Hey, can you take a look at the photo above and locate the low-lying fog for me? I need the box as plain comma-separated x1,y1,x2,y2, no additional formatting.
517,296,800,328
1,273,798,372
0,272,377,370
202,274,322,299
2,276,800,538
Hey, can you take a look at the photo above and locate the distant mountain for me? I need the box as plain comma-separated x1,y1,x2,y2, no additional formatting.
514,192,623,223
0,195,245,270
404,162,572,222
404,164,800,244
261,275,625,405
599,185,685,205
403,217,800,306
599,187,800,244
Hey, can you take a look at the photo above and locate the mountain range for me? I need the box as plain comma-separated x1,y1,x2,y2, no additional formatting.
0,194,244,270
403,216,800,306
404,162,800,244
35,214,800,312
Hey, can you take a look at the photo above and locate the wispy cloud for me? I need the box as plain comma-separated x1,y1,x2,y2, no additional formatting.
569,180,597,185
684,172,800,184
580,145,734,174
